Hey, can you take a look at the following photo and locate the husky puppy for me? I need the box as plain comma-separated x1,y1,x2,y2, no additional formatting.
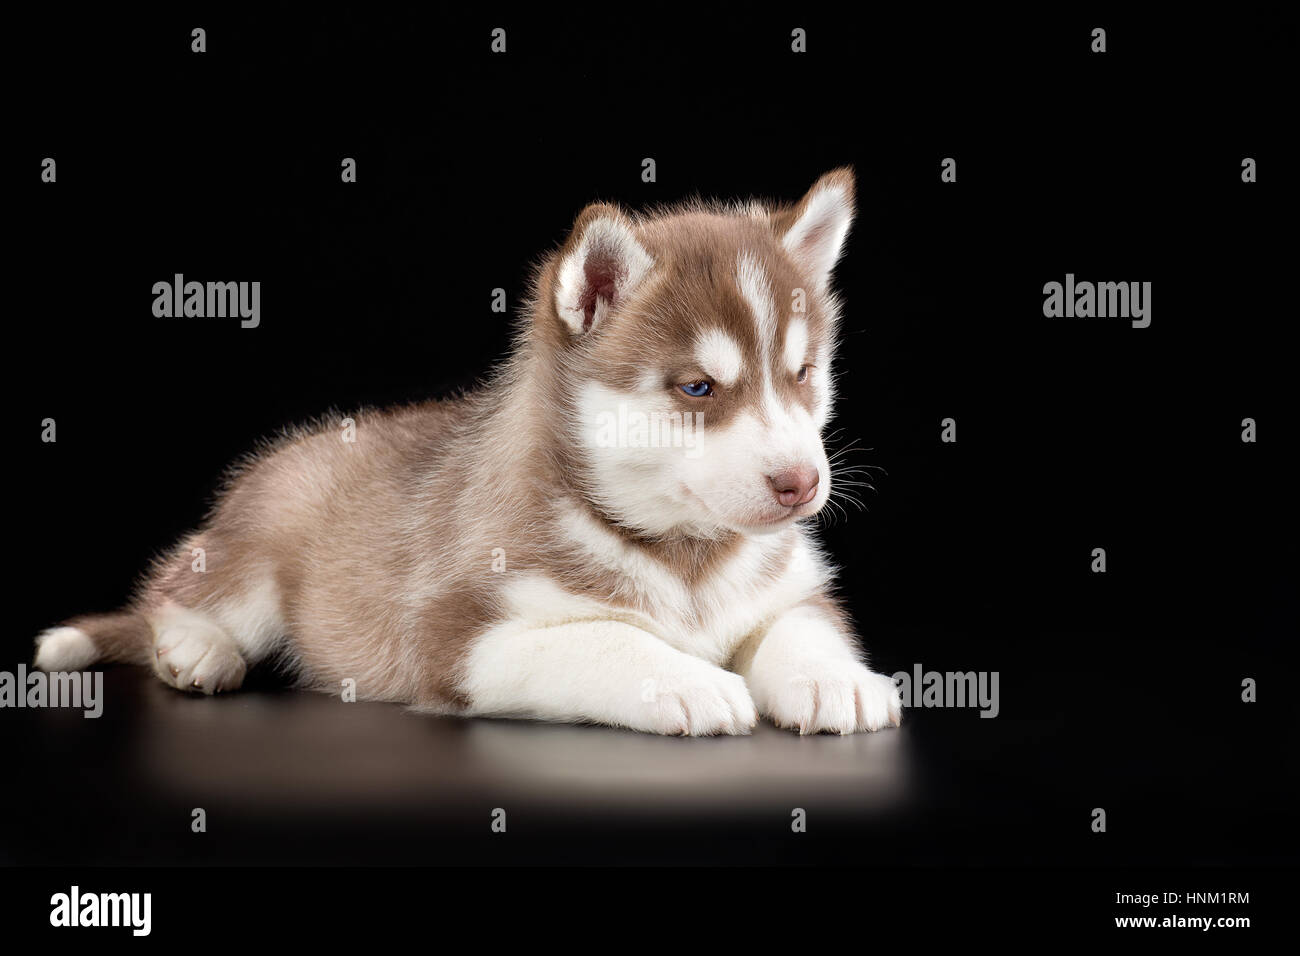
35,168,902,735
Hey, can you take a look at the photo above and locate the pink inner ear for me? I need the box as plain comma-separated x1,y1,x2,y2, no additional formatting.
790,217,842,277
579,250,623,331
797,219,835,253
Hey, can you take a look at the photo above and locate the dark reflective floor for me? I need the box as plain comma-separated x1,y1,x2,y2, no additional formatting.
5,651,1286,866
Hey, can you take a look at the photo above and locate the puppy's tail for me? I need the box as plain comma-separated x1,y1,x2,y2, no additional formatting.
34,610,153,671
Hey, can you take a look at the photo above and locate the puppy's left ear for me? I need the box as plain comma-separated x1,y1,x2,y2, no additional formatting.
553,203,654,336
773,167,856,294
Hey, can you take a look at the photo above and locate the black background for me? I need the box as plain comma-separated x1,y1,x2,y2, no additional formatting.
4,6,1296,931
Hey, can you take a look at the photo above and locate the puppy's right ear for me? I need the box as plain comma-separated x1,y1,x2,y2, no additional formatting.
772,167,856,295
553,203,654,335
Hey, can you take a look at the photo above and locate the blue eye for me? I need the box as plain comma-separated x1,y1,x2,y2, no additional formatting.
679,381,713,397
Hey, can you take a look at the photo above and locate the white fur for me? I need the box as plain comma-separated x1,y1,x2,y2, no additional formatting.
462,534,855,734
208,572,285,664
739,604,902,734
149,603,246,694
556,501,694,620
33,627,97,671
551,504,833,664
677,397,830,530
462,613,757,736
735,252,776,347
694,328,744,385
577,381,703,536
784,317,809,374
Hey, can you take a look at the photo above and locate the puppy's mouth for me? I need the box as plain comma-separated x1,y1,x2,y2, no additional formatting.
743,499,824,529
679,483,827,532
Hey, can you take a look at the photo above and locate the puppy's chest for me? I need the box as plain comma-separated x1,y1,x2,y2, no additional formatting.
610,538,828,664
645,573,774,663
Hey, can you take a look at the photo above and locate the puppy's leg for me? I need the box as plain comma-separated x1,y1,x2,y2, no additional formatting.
734,604,901,734
139,535,287,695
146,602,248,694
461,619,757,735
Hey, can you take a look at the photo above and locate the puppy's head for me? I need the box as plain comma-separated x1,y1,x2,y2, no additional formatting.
543,169,855,538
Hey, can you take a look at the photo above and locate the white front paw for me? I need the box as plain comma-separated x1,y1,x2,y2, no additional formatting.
640,663,758,736
752,659,901,734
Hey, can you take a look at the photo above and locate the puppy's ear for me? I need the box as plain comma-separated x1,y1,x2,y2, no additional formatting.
772,167,856,294
553,203,654,335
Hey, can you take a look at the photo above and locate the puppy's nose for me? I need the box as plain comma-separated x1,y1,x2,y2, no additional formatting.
768,466,820,507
